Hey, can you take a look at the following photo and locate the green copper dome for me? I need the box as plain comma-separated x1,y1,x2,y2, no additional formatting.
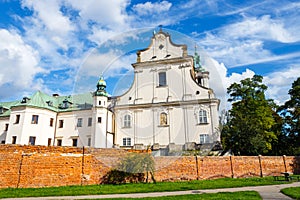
95,76,108,97
97,76,106,87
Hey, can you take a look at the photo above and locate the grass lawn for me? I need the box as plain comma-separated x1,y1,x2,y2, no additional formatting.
99,191,262,200
0,176,289,198
281,187,300,199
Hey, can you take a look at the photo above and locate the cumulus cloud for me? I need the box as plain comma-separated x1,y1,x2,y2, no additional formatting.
264,65,300,105
66,0,130,29
133,1,172,16
21,0,74,36
0,29,43,99
223,15,296,43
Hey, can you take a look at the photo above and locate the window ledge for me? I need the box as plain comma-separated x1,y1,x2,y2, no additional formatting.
122,126,132,129
156,85,168,88
158,125,169,127
197,123,209,125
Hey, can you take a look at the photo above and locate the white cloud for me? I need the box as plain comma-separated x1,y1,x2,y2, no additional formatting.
21,0,74,37
0,29,43,99
264,65,300,105
223,15,296,43
133,1,172,16
66,0,130,29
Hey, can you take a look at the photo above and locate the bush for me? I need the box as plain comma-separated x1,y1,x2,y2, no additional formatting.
102,153,156,184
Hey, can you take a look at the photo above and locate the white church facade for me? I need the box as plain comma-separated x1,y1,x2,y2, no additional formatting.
0,30,220,153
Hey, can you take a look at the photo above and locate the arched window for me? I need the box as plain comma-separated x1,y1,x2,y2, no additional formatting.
124,114,131,128
160,112,168,126
199,109,208,124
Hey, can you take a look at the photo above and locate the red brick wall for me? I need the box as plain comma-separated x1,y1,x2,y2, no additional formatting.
0,145,299,188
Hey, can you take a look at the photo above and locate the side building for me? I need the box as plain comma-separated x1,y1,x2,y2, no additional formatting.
0,30,220,152
0,78,114,148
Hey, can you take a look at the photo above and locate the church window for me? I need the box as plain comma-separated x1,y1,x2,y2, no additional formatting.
87,138,91,146
123,137,131,146
4,124,8,131
200,134,209,144
158,72,167,86
160,112,168,126
98,117,102,123
124,114,131,128
199,110,208,124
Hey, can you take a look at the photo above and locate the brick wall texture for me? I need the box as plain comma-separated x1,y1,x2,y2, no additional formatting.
0,145,299,188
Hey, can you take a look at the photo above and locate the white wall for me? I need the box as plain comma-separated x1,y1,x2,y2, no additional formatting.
6,107,57,145
0,117,9,143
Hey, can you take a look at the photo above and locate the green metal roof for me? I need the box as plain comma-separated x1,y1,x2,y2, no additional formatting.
0,91,94,116
0,101,19,117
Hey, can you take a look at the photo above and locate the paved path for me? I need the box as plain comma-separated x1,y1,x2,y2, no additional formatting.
4,182,300,200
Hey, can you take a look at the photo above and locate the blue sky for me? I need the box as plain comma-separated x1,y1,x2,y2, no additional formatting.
0,0,300,109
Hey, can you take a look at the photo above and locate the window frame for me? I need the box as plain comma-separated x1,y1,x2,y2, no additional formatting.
200,134,209,144
198,109,208,124
88,117,92,126
31,115,39,124
123,114,131,128
15,114,20,124
72,138,78,147
122,137,131,146
58,120,64,128
29,136,36,145
57,139,62,146
77,118,83,127
158,71,167,86
50,118,54,127
12,136,17,144
4,123,9,131
87,138,91,146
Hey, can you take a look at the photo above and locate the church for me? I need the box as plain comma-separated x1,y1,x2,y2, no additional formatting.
0,29,220,153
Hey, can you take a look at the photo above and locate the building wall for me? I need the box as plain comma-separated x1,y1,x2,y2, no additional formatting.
0,117,9,143
55,110,93,147
6,107,57,145
0,145,298,188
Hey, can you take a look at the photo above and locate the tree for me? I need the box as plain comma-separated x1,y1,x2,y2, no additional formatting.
102,153,156,184
222,75,278,155
279,77,300,155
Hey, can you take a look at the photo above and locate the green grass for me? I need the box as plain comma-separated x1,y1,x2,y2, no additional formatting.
100,191,262,200
0,176,289,198
281,187,300,199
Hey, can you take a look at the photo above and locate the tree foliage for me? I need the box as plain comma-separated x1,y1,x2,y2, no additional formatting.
222,75,278,155
278,77,300,155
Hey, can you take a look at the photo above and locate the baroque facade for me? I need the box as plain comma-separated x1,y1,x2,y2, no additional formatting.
0,30,220,152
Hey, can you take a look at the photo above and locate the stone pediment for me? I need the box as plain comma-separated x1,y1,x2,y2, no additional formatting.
136,30,187,63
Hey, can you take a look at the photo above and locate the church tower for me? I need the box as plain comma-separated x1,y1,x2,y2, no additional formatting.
194,48,210,88
92,76,108,148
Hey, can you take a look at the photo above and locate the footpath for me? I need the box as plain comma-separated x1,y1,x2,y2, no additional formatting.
4,181,300,200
